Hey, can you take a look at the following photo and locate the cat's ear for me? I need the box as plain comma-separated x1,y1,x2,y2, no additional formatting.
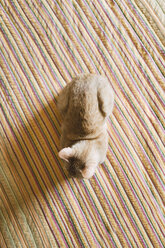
58,147,74,162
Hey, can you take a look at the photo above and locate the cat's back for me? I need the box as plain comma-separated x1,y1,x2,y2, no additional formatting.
69,74,99,108
65,74,108,139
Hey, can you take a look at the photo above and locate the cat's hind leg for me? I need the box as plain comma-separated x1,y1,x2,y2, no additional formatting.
97,81,114,118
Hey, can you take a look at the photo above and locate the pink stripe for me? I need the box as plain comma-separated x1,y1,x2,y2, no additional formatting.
0,115,63,247
0,5,60,92
73,183,111,246
60,0,165,164
94,0,165,117
1,26,61,130
108,128,164,247
0,63,77,244
99,170,141,247
103,159,152,247
21,0,79,78
0,64,94,248
126,0,165,66
69,0,165,131
15,0,69,82
1,57,102,246
90,0,165,116
113,104,165,176
1,43,100,245
106,0,164,68
80,182,117,247
108,121,165,224
91,178,133,247
56,0,165,163
0,53,60,159
108,114,164,189
84,1,165,153
1,92,86,247
112,103,164,174
107,118,165,234
0,6,62,117
30,3,83,75
47,1,98,73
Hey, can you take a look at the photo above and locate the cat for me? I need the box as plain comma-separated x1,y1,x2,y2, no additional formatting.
57,73,114,179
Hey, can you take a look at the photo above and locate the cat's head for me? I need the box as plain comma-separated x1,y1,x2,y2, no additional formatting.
58,147,97,179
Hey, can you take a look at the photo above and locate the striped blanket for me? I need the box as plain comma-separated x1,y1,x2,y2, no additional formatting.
0,0,164,247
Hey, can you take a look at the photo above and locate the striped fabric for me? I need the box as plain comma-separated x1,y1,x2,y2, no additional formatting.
0,0,164,247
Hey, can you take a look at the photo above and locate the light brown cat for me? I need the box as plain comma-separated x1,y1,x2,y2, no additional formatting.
57,74,114,179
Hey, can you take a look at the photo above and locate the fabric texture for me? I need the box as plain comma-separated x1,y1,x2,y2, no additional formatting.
0,0,164,247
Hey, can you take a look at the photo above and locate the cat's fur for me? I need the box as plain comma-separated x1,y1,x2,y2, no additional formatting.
57,74,114,179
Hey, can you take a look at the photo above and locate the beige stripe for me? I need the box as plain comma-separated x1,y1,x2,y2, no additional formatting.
105,151,153,247
108,119,164,243
110,109,164,200
79,180,122,247
95,171,144,248
134,0,165,28
109,112,164,214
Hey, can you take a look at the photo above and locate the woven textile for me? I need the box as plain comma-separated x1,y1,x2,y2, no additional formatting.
0,0,164,247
